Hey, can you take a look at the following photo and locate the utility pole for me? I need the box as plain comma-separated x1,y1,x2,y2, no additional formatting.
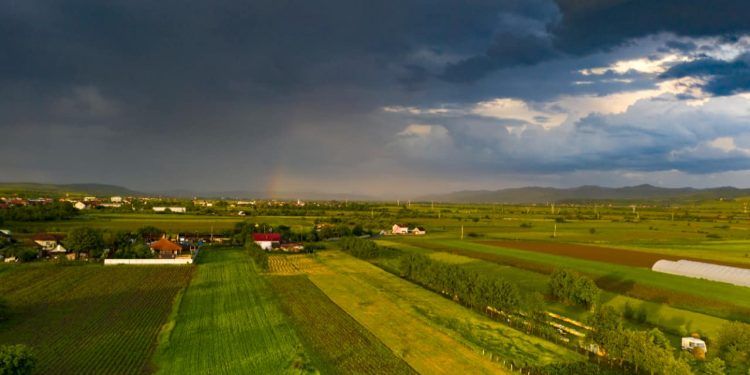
461,225,464,240
553,224,557,238
551,203,555,215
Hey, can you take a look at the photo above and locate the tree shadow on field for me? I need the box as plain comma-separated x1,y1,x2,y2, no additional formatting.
596,274,636,297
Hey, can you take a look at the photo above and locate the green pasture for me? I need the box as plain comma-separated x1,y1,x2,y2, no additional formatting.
377,240,729,340
397,239,750,322
153,248,309,374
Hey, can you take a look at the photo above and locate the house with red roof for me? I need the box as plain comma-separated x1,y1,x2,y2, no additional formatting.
252,233,281,250
150,237,183,259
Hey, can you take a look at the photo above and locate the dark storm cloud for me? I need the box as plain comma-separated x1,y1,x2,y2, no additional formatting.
660,54,750,96
3,0,750,194
442,0,750,83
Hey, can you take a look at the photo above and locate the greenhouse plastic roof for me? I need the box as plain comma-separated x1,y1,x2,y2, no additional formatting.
652,259,750,288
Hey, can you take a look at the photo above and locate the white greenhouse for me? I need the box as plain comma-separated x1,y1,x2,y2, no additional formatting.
652,259,750,288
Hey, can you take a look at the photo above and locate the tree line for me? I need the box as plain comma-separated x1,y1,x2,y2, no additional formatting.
0,202,78,222
399,252,525,314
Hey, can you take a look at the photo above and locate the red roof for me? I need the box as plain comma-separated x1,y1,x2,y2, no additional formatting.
150,238,182,252
33,233,62,241
252,233,281,242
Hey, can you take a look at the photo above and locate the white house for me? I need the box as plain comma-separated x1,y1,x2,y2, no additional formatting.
392,224,409,235
83,196,97,202
111,196,123,203
33,234,59,251
681,337,707,352
411,227,426,235
73,201,87,210
168,207,187,213
253,233,281,250
152,207,167,212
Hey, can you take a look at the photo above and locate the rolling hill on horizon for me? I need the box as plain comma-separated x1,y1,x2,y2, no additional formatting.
418,184,750,203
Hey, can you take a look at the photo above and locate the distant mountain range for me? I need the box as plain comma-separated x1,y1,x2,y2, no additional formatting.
4,182,750,203
417,184,750,203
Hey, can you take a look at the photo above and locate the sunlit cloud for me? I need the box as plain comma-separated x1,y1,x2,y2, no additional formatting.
579,54,692,76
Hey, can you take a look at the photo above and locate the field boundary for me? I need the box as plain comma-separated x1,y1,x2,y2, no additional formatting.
105,259,193,265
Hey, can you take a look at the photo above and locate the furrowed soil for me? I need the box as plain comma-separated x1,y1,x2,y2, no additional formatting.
480,240,750,269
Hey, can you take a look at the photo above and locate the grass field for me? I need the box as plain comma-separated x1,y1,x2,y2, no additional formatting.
153,248,310,374
376,240,730,340
394,238,750,322
268,274,416,374
5,213,318,235
304,251,584,373
0,263,193,374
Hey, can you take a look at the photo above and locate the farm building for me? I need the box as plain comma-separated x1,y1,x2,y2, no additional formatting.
392,224,409,235
73,201,87,210
411,227,426,235
150,237,184,258
33,233,61,250
652,259,750,288
111,196,123,203
50,244,67,255
253,233,281,250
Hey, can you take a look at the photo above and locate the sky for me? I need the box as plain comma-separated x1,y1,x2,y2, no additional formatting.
4,1,750,198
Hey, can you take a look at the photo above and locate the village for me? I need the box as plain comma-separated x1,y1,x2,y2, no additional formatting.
0,194,427,264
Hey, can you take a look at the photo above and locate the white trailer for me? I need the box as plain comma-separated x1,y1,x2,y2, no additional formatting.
681,337,707,352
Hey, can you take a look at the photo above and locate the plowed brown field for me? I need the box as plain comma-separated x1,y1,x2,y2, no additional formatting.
479,240,750,269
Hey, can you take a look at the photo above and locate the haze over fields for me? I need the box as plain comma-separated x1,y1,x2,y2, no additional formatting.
5,1,750,197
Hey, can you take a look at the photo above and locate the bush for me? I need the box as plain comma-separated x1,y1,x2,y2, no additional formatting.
338,237,380,259
0,344,36,375
549,268,600,309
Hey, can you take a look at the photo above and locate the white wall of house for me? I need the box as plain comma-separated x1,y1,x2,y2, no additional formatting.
255,240,276,250
104,259,193,265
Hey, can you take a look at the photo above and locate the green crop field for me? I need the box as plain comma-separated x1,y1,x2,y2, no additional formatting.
391,238,750,322
303,251,584,373
377,240,730,340
0,263,193,374
153,248,310,374
268,274,416,374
